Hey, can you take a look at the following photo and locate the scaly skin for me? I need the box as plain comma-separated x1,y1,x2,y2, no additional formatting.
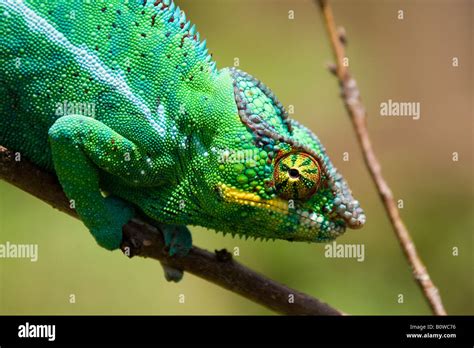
0,0,365,258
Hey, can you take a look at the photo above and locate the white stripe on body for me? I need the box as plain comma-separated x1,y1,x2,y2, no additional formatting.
2,0,168,137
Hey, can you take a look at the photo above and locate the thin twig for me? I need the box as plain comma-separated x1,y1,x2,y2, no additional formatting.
0,145,341,316
316,0,446,315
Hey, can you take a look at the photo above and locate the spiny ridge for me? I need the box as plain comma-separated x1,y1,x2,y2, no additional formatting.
147,0,215,73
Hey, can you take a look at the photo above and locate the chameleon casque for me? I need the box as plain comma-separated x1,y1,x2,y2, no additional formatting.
0,0,365,281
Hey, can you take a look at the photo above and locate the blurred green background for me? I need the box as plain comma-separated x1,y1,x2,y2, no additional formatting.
0,0,472,315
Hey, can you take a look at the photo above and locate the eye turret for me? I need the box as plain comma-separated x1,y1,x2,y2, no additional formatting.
273,152,321,200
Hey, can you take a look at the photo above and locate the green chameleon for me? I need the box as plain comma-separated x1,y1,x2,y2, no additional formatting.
0,0,365,281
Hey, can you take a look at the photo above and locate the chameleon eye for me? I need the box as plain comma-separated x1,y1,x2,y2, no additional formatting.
273,152,321,200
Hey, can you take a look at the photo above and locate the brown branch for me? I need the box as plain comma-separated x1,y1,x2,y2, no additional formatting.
316,0,446,315
0,145,341,316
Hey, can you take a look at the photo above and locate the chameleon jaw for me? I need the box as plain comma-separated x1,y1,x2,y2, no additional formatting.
217,183,350,241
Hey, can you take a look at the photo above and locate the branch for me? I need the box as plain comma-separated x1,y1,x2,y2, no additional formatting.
0,145,341,316
316,0,447,315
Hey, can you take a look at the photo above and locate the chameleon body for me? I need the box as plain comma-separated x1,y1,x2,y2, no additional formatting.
0,0,365,278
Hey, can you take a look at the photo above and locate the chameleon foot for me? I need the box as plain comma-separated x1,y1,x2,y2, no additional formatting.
91,196,135,250
161,264,184,283
159,224,192,282
162,224,192,257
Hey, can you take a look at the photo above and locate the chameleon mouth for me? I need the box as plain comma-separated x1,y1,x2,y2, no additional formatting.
217,184,346,233
297,209,346,235
217,183,349,242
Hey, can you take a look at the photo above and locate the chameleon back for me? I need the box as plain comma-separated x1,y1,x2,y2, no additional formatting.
0,0,223,171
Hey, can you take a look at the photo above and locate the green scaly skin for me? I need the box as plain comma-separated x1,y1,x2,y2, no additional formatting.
0,0,366,279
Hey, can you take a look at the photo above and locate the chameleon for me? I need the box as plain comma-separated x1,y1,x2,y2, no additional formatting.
0,0,365,281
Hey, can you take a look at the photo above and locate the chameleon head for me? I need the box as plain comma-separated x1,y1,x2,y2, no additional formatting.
209,68,366,242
